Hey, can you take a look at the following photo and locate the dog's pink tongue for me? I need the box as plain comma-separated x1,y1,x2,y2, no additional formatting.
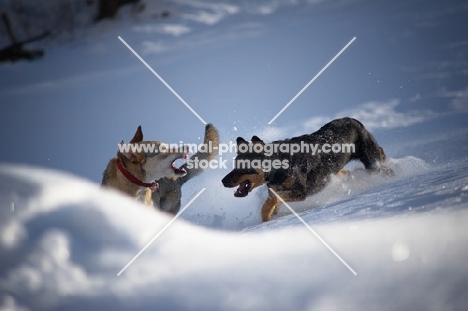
235,181,249,197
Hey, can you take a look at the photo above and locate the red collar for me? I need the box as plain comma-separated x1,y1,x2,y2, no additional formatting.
116,158,159,191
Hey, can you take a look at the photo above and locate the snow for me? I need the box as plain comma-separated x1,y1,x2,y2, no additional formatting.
1,0,468,310
1,158,468,310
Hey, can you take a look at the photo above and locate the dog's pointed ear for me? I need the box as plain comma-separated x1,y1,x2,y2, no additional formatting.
130,125,143,144
236,137,248,154
251,136,264,154
237,137,248,145
251,136,264,145
117,140,127,154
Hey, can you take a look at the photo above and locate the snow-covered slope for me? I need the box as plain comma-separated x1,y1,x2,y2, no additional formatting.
1,159,468,311
1,0,468,310
179,155,433,230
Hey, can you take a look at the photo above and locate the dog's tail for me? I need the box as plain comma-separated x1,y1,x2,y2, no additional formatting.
178,123,219,185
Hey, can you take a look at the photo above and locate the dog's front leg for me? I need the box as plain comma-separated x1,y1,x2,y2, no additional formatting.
261,188,307,222
261,193,280,222
144,188,154,207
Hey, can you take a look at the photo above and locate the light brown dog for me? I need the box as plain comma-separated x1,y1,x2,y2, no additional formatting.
101,125,189,206
152,124,219,214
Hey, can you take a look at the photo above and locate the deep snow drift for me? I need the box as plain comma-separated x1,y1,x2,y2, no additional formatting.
1,0,468,310
1,157,468,311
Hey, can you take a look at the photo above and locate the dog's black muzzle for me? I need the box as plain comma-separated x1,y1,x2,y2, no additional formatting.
222,173,236,188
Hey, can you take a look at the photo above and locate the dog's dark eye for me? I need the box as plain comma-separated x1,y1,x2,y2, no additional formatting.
234,168,258,175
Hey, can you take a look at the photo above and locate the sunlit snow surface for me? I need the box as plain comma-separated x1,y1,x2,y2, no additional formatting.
1,156,468,311
1,0,468,310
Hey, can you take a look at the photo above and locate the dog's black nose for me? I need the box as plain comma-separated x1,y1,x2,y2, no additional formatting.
222,174,233,187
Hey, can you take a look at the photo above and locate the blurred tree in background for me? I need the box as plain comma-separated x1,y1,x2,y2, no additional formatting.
0,0,146,62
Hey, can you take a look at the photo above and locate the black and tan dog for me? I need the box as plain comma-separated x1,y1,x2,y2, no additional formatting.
222,117,393,222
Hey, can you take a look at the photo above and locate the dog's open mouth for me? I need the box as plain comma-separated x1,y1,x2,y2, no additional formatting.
234,180,252,197
172,155,188,175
